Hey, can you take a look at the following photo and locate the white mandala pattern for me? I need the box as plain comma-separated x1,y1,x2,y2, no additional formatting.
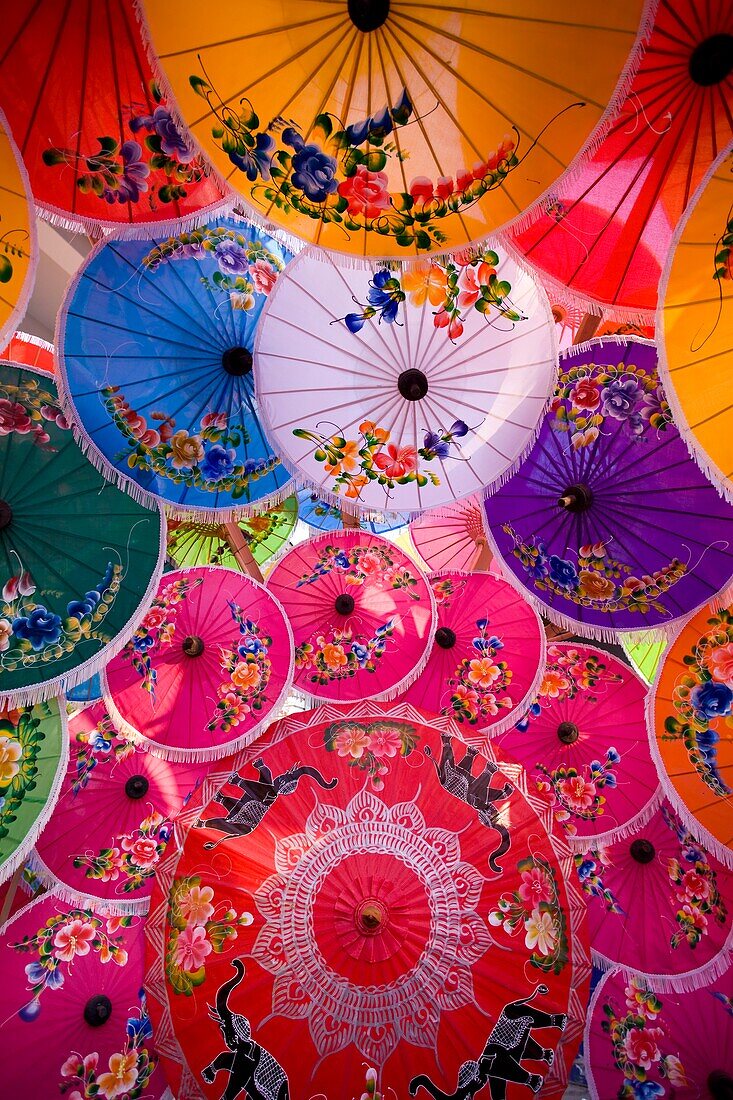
251,786,492,1065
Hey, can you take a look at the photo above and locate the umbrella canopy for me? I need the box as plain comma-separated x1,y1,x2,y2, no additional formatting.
144,700,589,1100
266,530,435,703
403,570,545,735
0,894,168,1098
255,243,557,516
167,495,298,570
409,494,491,572
0,110,36,355
658,148,733,501
649,600,733,869
509,0,733,321
104,566,294,761
0,332,54,374
30,702,208,914
576,799,733,991
0,363,165,705
0,0,226,234
66,674,104,705
0,698,67,884
141,0,647,258
484,338,733,639
297,488,406,534
621,631,667,686
495,642,658,847
58,217,295,518
585,964,733,1100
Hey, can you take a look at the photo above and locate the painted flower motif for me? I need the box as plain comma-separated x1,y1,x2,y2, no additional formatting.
0,399,32,434
457,261,495,309
467,657,501,689
12,606,63,651
691,680,733,720
366,726,402,758
249,259,278,294
663,1054,688,1086
708,642,733,684
548,555,578,589
578,570,616,600
622,1027,662,1071
0,618,12,652
571,426,599,450
169,430,204,469
373,443,418,479
680,869,710,900
338,165,391,220
96,1051,139,1099
200,444,236,481
334,725,371,759
150,105,193,161
322,643,348,671
518,866,553,908
230,661,262,691
539,668,571,699
0,733,22,784
121,835,160,870
108,141,150,204
53,919,96,962
601,377,641,420
569,378,601,410
401,261,448,307
178,884,215,926
558,775,596,812
524,908,557,956
175,922,212,971
288,137,339,203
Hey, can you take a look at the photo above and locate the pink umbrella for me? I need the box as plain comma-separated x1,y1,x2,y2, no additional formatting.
495,643,659,846
30,703,209,914
586,964,733,1099
408,495,492,573
576,799,733,991
104,566,293,760
266,531,436,702
403,570,545,735
0,894,168,1098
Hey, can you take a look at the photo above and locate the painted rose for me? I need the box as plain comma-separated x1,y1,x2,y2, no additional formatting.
53,919,96,962
577,570,616,600
0,733,21,784
214,239,250,275
200,412,228,432
569,378,601,410
680,869,710,901
0,399,32,434
175,922,212,971
334,725,371,759
373,443,418,479
558,775,596,813
178,884,214,925
708,642,733,684
230,661,261,691
338,165,390,220
96,1051,139,1099
122,835,160,869
366,726,402,758
467,657,501,689
601,377,641,420
691,680,733,721
169,430,204,469
524,908,557,955
200,444,236,481
518,866,553,907
249,259,278,295
0,618,12,652
289,140,339,203
322,643,348,671
622,1027,662,1071
548,555,578,589
358,551,384,576
12,606,63,651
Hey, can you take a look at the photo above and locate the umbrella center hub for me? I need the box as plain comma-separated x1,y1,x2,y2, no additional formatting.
356,898,388,934
708,1071,733,1098
348,0,390,32
689,34,733,86
84,994,112,1027
557,721,579,744
335,592,355,615
398,368,429,401
124,774,149,800
630,838,655,864
222,346,253,376
558,483,593,513
435,626,457,649
182,634,205,657
0,500,12,530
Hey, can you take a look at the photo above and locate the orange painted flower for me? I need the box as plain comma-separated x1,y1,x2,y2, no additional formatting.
467,657,501,689
325,438,360,477
97,1052,139,1099
231,661,261,691
0,733,21,783
539,668,570,698
401,261,448,307
322,643,348,671
359,421,390,443
344,474,369,500
577,570,616,600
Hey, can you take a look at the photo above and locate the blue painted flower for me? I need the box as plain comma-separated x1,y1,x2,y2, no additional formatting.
391,87,413,125
600,377,641,420
89,729,113,753
606,747,621,764
12,607,63,651
18,997,42,1022
239,636,265,657
131,106,192,162
476,618,488,631
632,1081,665,1100
351,641,369,665
126,1011,153,1043
133,632,155,653
548,555,578,589
368,106,393,141
230,130,276,181
344,117,373,147
576,859,596,882
67,589,102,618
106,141,150,204
215,240,250,275
200,445,236,481
449,420,469,437
691,681,733,721
345,313,366,333
334,551,351,570
291,143,338,203
25,962,46,985
423,431,450,459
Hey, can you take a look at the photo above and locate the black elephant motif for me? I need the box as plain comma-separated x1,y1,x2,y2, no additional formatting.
425,733,512,872
194,758,337,849
202,960,289,1100
409,984,566,1100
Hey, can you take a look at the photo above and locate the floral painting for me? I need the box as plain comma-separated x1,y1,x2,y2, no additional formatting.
323,719,419,791
600,978,687,1098
58,992,158,1100
488,856,569,974
165,876,253,996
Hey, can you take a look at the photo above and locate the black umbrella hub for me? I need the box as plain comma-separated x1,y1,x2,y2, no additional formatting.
222,346,253,376
182,634,205,657
348,0,390,32
398,368,429,402
558,484,593,513
335,593,355,616
84,994,112,1027
630,838,655,864
689,34,733,86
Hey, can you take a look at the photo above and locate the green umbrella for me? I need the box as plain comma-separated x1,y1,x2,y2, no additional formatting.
0,697,66,883
0,363,164,704
620,631,668,686
166,494,298,571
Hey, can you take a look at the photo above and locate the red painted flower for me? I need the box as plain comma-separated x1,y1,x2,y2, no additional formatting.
570,379,601,410
338,165,391,220
622,1027,662,1071
373,443,417,479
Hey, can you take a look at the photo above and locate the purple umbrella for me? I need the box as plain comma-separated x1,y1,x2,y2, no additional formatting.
484,338,733,639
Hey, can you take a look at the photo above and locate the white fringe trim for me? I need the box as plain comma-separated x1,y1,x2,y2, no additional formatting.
566,784,663,852
0,705,69,886
591,916,733,993
102,565,295,762
26,849,151,917
0,108,39,357
36,191,235,243
655,141,733,504
3,330,55,357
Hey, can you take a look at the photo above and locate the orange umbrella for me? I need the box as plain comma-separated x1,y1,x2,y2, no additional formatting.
0,111,36,353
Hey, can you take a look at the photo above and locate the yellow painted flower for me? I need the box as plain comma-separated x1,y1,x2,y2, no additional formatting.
0,733,22,784
169,430,204,469
402,261,448,307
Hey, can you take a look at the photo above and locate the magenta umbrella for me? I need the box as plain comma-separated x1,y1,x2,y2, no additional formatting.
104,566,294,760
495,642,659,846
29,703,209,914
408,495,492,573
266,530,436,703
586,964,733,1099
576,799,733,992
402,569,545,735
0,894,168,1098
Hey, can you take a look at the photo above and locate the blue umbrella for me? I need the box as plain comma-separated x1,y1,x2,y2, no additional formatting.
65,673,102,704
296,488,406,534
58,217,294,517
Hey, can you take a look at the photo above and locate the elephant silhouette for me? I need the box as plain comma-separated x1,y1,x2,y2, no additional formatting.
425,733,513,872
409,984,566,1100
194,758,338,849
202,960,289,1100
